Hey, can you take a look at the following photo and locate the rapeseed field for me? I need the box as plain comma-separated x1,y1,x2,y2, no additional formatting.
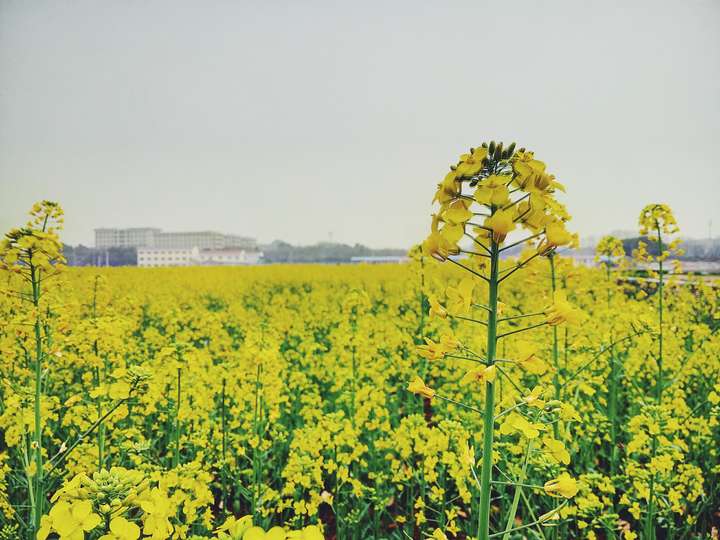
1,144,718,539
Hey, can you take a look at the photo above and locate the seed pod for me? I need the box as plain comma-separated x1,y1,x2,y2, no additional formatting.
506,142,516,157
488,141,496,155
518,147,526,154
481,142,488,148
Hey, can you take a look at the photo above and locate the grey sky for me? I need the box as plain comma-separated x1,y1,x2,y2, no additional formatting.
1,0,718,248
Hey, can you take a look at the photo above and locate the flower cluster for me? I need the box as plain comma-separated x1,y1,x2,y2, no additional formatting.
423,143,577,262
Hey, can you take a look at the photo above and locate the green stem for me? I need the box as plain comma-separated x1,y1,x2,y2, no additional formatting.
22,437,36,536
477,236,500,540
646,224,665,540
173,367,181,468
221,378,228,515
519,488,547,540
351,318,357,426
549,254,560,439
31,263,44,533
606,263,612,309
419,255,426,334
252,361,262,519
92,276,106,471
604,264,619,476
656,226,664,403
608,346,618,475
501,440,533,540
644,438,658,540
97,359,109,470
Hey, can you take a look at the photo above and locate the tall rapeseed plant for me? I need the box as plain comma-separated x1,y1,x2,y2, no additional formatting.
0,201,65,534
408,142,584,539
634,204,681,540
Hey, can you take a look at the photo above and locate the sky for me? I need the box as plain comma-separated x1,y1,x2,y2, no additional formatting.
1,0,718,248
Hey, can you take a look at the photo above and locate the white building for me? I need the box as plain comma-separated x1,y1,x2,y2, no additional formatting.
137,247,263,267
350,256,409,264
223,234,258,250
95,228,161,249
196,249,263,266
95,228,256,251
137,248,198,267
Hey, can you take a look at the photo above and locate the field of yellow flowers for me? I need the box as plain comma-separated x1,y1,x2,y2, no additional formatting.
1,144,719,540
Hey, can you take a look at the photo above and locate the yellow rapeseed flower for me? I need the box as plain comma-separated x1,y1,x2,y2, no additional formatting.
544,472,579,498
484,209,516,243
544,291,584,326
459,365,497,386
408,377,436,399
99,516,141,540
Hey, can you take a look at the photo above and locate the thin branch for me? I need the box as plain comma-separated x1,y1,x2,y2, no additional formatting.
492,481,544,489
497,322,548,340
498,311,545,323
489,502,568,538
501,192,530,212
47,395,133,476
513,206,532,223
461,345,486,358
435,394,484,415
467,222,494,232
679,399,712,426
561,329,647,388
494,463,515,484
495,364,525,394
471,463,482,490
466,233,493,256
451,314,488,327
448,258,490,283
445,354,488,365
519,488,548,540
460,249,491,259
498,251,545,283
499,231,544,253
494,401,527,421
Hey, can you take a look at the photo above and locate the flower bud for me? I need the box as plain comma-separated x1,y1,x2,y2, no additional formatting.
494,142,504,160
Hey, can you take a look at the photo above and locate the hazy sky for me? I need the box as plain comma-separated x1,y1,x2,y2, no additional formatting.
1,0,718,248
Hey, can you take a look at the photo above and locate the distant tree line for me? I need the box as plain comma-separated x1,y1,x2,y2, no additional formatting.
62,242,407,266
63,245,137,266
260,241,406,264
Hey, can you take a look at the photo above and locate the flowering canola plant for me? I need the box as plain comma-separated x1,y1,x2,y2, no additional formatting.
412,142,583,539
